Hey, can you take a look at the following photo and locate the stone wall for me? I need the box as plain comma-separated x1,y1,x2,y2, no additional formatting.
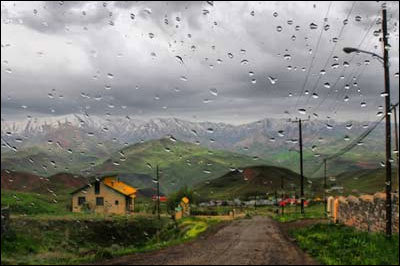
330,193,399,233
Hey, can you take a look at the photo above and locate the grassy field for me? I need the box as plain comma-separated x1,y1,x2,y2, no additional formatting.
271,203,326,223
290,223,399,265
1,215,222,265
1,190,70,215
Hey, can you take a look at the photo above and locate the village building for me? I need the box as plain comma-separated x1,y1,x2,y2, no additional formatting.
71,176,137,215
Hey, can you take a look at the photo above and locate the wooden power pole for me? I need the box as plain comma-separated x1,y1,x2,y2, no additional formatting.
382,8,392,237
290,117,310,214
156,165,161,220
324,159,327,215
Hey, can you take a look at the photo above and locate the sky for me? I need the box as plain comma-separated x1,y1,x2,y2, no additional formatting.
1,1,399,125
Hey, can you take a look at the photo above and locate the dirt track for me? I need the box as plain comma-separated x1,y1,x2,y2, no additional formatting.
100,216,318,265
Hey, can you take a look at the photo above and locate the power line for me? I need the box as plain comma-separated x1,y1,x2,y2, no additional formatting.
299,1,357,109
310,102,399,176
293,1,333,113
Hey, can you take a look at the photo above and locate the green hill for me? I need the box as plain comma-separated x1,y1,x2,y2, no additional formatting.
193,165,303,200
308,167,399,196
334,168,398,195
93,138,272,194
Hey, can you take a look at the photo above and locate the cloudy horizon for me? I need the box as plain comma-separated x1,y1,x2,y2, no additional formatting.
1,1,399,126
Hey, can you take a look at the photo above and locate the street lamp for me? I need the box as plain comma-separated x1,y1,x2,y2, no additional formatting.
343,47,384,61
342,8,393,237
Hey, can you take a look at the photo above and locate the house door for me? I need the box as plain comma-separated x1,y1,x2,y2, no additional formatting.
126,196,132,212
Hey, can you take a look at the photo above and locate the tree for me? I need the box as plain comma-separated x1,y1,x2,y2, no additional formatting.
166,186,194,214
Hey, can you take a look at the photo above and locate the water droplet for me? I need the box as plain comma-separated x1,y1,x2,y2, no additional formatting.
345,124,353,130
209,88,218,96
273,12,278,17
276,26,283,32
240,59,249,65
250,10,255,16
268,76,277,85
344,96,350,102
361,102,367,107
324,82,330,89
324,24,330,31
227,53,234,59
355,15,362,22
148,33,155,39
130,13,135,20
283,54,291,60
331,63,339,69
312,93,319,99
309,23,318,30
298,109,306,115
251,79,257,84
326,124,333,130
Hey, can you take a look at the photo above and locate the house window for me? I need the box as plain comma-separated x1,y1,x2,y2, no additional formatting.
95,181,100,195
96,197,104,206
78,197,86,206
115,200,119,205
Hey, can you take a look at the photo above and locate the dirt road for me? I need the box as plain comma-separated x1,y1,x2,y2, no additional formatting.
101,216,317,265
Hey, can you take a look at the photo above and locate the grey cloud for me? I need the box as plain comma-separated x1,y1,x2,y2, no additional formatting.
1,1,399,125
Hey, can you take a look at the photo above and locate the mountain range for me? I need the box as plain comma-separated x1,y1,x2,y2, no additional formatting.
1,114,388,179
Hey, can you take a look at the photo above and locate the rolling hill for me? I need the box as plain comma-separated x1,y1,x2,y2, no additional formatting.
92,138,272,194
1,170,88,195
193,165,304,200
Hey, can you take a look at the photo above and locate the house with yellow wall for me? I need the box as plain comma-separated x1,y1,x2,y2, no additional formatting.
71,176,137,215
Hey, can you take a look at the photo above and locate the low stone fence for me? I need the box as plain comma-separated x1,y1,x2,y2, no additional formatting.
327,193,399,233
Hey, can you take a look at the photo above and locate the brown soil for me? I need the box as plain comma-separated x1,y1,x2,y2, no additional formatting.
99,216,320,265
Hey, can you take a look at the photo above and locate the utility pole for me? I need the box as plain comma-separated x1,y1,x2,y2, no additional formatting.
393,104,399,196
382,8,392,237
324,159,328,215
281,176,284,215
156,165,161,220
290,117,310,215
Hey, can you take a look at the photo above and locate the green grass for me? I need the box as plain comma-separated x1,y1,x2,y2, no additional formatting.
1,215,222,265
271,203,326,223
1,190,68,215
291,223,399,265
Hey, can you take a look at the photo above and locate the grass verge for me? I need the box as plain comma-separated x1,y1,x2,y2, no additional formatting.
290,223,399,265
271,203,326,223
1,216,222,265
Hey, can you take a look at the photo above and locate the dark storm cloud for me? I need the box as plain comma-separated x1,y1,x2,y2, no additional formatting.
1,1,399,125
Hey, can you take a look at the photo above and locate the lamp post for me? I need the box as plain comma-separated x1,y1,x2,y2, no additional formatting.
342,8,392,237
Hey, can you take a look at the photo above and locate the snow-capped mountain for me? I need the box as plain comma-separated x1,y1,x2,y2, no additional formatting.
1,113,384,153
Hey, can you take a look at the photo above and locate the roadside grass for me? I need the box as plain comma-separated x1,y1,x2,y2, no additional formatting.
1,215,222,265
290,223,399,265
271,203,326,223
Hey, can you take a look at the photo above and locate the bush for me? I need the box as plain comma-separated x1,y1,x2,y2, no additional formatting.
166,186,194,214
